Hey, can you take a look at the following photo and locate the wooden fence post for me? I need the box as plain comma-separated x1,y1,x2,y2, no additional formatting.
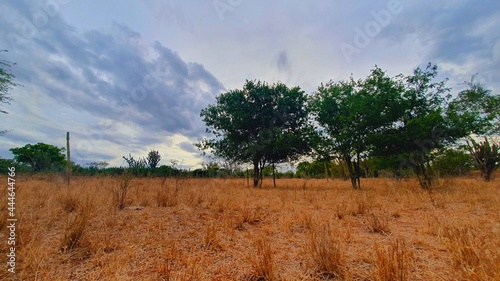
66,132,71,186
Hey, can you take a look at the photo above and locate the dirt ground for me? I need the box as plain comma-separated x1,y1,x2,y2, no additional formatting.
1,175,499,280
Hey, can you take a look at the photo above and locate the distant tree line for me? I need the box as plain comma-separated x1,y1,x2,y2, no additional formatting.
199,63,500,188
1,60,499,187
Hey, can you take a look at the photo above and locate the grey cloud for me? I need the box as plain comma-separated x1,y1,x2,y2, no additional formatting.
179,141,198,154
383,2,499,56
276,50,290,72
1,1,224,140
0,0,225,165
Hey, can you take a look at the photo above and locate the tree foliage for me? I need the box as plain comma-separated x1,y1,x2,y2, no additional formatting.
199,80,313,187
1,50,20,135
311,63,476,188
122,154,147,170
369,63,464,188
310,67,403,189
448,76,500,135
467,137,500,181
146,150,161,169
432,148,474,177
87,161,109,170
10,143,66,172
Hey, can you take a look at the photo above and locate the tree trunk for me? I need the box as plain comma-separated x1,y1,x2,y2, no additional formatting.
253,159,260,188
272,162,276,188
339,159,348,181
344,155,359,189
259,160,264,188
324,162,329,182
246,167,250,188
354,153,361,189
66,132,71,186
415,161,433,189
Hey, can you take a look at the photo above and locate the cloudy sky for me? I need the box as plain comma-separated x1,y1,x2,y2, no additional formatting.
0,0,499,169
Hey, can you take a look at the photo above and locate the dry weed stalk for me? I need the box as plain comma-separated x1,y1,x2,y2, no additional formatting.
156,241,186,280
113,170,132,210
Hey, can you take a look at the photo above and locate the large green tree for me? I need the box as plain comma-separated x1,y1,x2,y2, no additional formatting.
310,67,403,189
199,80,313,187
1,50,19,135
10,143,66,172
370,63,467,188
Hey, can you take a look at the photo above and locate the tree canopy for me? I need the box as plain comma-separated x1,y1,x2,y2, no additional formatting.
196,65,496,188
199,80,314,187
310,63,481,188
10,143,66,173
368,63,461,188
310,66,404,189
146,150,161,169
448,76,500,136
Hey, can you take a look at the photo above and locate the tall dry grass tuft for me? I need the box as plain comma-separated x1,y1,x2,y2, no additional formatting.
442,225,500,280
368,213,390,235
306,223,346,279
249,237,276,281
57,190,80,213
353,194,371,216
155,239,195,280
373,238,413,281
202,223,222,251
156,180,179,207
60,210,90,253
60,191,95,254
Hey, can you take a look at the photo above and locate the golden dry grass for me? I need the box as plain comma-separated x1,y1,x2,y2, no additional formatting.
0,175,499,280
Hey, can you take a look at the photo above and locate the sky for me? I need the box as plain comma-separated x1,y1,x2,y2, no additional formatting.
0,0,499,169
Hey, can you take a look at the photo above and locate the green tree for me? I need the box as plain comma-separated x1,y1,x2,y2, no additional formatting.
146,150,161,169
370,63,467,188
448,76,500,135
311,67,403,189
199,80,313,187
10,143,66,172
432,148,474,177
87,161,109,170
311,78,363,188
1,50,20,135
122,154,147,169
296,160,337,179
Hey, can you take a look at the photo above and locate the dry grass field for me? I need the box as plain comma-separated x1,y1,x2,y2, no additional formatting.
1,175,499,280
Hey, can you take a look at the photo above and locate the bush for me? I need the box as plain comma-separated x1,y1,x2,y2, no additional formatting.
433,148,474,177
